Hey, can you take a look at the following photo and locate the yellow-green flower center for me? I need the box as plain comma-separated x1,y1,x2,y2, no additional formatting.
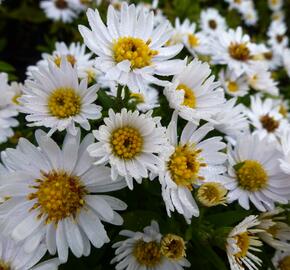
177,84,197,108
279,255,290,270
236,160,268,192
188,34,200,48
168,144,205,189
160,234,186,261
197,182,227,207
28,171,87,224
48,87,81,119
133,240,162,267
227,81,239,93
54,54,77,67
234,232,250,258
228,42,250,61
110,126,143,159
113,37,158,69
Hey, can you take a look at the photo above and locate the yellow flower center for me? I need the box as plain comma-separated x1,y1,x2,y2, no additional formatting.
197,182,227,207
279,255,290,270
234,232,250,258
133,240,162,267
28,171,87,224
12,93,22,105
276,35,284,43
130,93,145,104
208,19,217,29
279,105,288,118
177,84,196,108
48,87,81,119
260,114,280,133
110,126,143,160
161,234,186,261
264,51,273,60
0,260,10,270
54,0,68,9
267,224,279,237
168,144,205,189
54,54,77,67
113,37,158,69
228,42,250,61
188,34,200,48
227,81,239,93
235,160,268,192
271,0,278,4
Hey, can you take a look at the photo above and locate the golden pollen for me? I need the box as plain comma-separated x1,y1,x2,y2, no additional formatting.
235,160,268,192
54,54,77,67
208,19,217,29
168,144,205,189
197,182,227,207
177,84,197,108
54,0,68,9
161,234,186,261
227,81,239,93
279,255,290,270
48,87,81,119
260,114,279,133
113,37,158,69
0,260,10,270
28,171,87,224
133,240,162,267
188,34,200,48
228,42,250,61
110,126,143,160
234,232,250,258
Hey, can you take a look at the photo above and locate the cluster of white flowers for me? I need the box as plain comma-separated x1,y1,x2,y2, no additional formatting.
1,0,290,269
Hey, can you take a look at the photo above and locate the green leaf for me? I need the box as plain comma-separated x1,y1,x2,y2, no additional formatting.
0,61,15,72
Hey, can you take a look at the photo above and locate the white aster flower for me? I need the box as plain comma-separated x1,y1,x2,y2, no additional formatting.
240,2,258,26
212,98,249,140
164,59,225,124
159,112,227,220
271,10,285,22
0,73,19,143
111,220,190,270
87,108,168,189
210,27,267,76
272,250,290,270
283,48,290,78
268,0,283,11
27,42,97,81
0,129,127,262
221,133,290,211
219,68,249,97
246,63,279,96
257,208,290,251
247,95,289,142
226,215,263,270
267,21,288,54
263,47,282,70
79,3,183,92
40,0,78,23
200,8,227,36
0,234,60,270
21,58,102,136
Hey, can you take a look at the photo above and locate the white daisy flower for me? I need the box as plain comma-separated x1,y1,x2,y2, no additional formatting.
247,95,289,142
263,47,282,70
20,58,102,136
226,215,263,270
78,2,183,91
0,234,61,270
240,2,258,26
219,68,249,97
111,220,190,270
164,59,225,125
159,112,227,220
267,21,288,55
0,73,19,144
246,63,279,96
221,133,290,211
271,10,285,22
0,129,127,262
27,42,97,81
268,0,283,11
272,250,290,270
87,108,168,190
257,208,290,251
200,8,227,36
212,98,249,140
283,48,290,78
279,129,290,175
210,27,267,76
40,0,78,23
